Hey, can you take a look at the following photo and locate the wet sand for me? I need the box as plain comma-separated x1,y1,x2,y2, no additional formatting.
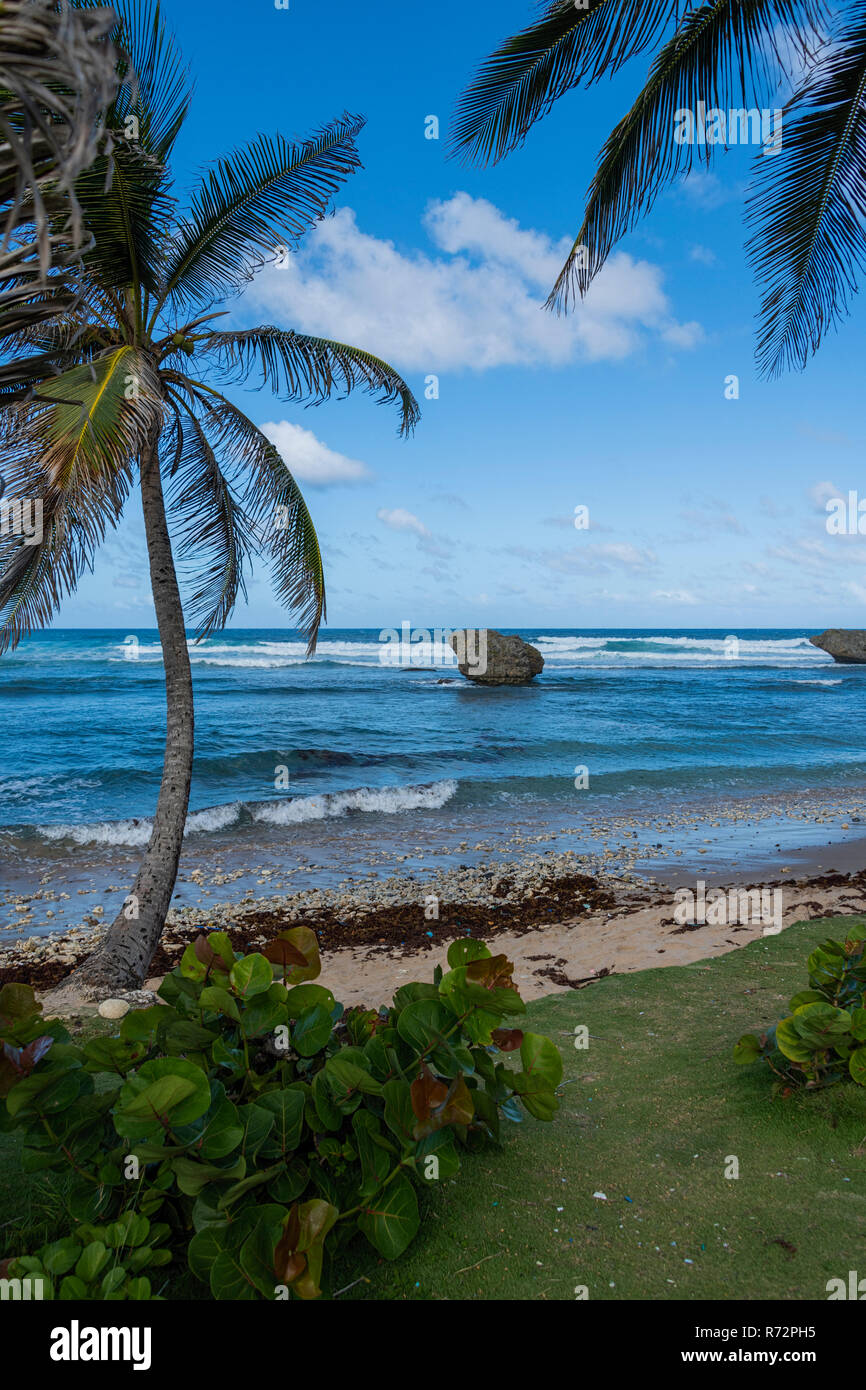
3,784,866,1005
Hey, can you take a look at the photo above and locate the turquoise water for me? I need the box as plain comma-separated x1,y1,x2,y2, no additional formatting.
0,628,861,860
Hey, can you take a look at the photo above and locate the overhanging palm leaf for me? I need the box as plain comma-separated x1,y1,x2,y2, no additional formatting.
165,405,253,635
200,327,421,436
746,2,866,376
160,115,365,310
547,0,824,310
0,413,135,652
165,390,327,650
451,0,678,167
0,0,117,358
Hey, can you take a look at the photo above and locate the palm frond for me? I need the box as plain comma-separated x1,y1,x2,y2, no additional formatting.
164,404,253,636
166,388,326,651
548,0,826,310
0,0,118,342
201,327,420,436
746,3,866,376
74,136,175,296
29,346,163,489
103,0,193,162
451,0,678,167
160,113,365,310
66,0,187,299
0,415,131,652
0,0,117,256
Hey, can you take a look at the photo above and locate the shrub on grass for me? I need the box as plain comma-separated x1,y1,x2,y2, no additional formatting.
734,929,866,1092
0,932,562,1299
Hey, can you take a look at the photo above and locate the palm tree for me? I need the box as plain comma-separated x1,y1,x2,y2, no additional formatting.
0,0,119,377
452,0,866,379
0,0,419,1003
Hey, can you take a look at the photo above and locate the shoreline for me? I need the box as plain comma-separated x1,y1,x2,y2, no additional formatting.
4,780,866,938
4,783,866,1005
4,845,866,1006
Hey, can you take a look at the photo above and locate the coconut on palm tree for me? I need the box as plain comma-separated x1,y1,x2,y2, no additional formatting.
0,0,419,1003
453,0,866,378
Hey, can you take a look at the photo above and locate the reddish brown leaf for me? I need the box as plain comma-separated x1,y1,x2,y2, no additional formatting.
491,1028,523,1052
193,933,229,974
466,954,517,992
410,1064,448,1121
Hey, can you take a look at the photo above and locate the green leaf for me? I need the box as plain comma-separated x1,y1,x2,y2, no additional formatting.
229,953,274,999
199,986,241,1022
83,1036,148,1074
171,1154,246,1197
849,1046,866,1085
75,1240,109,1283
446,939,491,968
358,1173,419,1260
311,1071,342,1132
116,1059,211,1136
788,990,827,1012
118,1073,196,1121
383,1079,415,1145
240,993,286,1039
238,1102,275,1163
285,984,335,1018
196,1096,244,1160
292,1004,333,1057
188,1224,228,1284
352,1109,393,1194
325,1055,382,1108
125,1277,152,1301
519,1032,563,1089
40,1237,81,1276
180,942,209,981
121,1005,173,1043
59,1275,89,1300
161,1019,219,1054
733,1034,761,1065
0,982,41,1028
850,1008,866,1042
396,999,454,1052
775,1017,817,1063
257,1089,306,1159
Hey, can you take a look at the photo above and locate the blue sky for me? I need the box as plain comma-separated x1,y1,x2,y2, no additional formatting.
63,0,866,631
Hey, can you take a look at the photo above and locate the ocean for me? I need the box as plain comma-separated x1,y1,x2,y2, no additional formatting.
2,627,865,931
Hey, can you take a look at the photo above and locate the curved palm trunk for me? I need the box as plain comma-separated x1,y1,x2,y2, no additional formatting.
52,434,194,999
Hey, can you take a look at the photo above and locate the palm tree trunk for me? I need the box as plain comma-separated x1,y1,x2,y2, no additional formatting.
50,431,194,1000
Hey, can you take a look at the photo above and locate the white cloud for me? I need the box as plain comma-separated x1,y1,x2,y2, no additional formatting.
809,479,842,511
661,320,704,349
260,421,369,486
689,244,717,265
376,507,430,536
242,193,703,372
652,589,699,604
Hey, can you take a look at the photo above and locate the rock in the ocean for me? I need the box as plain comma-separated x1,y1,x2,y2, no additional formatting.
810,629,866,663
448,628,544,685
98,998,130,1019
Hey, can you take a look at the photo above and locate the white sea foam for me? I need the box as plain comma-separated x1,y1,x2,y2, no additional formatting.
531,633,824,667
251,780,458,825
34,781,458,846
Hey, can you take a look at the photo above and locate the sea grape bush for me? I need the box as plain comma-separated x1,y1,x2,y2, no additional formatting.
734,930,866,1091
0,930,563,1299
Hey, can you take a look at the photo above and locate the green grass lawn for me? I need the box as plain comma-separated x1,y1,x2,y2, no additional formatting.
3,918,866,1300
